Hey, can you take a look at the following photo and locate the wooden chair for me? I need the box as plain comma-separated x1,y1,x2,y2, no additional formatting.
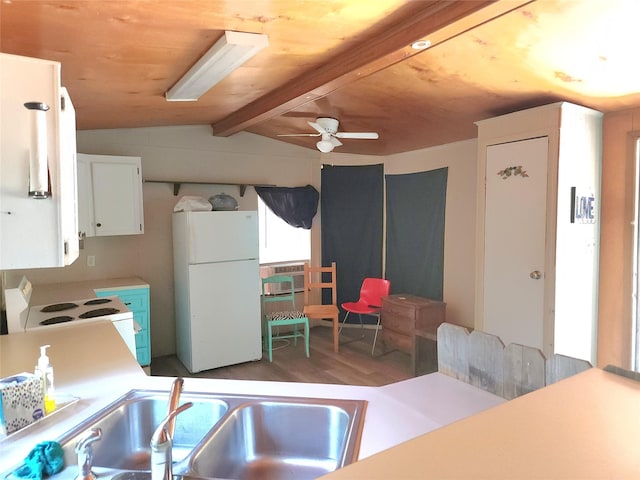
262,274,310,362
303,262,340,353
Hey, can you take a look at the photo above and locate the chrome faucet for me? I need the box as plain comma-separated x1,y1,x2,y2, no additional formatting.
150,402,193,480
75,427,102,480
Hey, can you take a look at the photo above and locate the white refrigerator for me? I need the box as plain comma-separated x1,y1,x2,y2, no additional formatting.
172,210,262,373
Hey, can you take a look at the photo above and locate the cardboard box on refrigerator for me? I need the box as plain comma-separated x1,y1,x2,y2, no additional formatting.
0,372,45,437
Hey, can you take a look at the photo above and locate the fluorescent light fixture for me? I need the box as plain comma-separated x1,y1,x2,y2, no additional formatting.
166,31,269,101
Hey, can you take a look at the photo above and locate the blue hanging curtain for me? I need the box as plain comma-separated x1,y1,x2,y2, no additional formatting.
385,168,448,300
255,185,319,230
321,164,384,318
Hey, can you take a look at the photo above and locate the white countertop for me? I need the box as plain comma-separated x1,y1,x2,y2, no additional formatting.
6,316,639,479
0,321,144,472
323,367,640,479
0,321,505,475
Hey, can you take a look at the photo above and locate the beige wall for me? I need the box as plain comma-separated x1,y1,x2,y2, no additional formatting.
6,113,636,369
6,127,317,356
5,126,478,358
598,109,640,368
306,141,478,329
386,140,478,329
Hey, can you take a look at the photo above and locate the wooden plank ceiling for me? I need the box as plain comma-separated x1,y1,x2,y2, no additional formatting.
2,0,639,156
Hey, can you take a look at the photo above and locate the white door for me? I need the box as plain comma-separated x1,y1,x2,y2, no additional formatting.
483,136,548,350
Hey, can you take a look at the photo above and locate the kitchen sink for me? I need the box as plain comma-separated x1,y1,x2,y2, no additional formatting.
57,390,229,470
55,389,366,480
188,400,361,480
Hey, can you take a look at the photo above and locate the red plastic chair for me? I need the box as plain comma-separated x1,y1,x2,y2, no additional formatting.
340,278,391,355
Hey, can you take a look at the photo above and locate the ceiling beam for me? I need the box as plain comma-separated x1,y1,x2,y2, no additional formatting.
210,0,534,137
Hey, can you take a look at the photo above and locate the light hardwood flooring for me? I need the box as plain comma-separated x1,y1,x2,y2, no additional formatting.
151,325,414,386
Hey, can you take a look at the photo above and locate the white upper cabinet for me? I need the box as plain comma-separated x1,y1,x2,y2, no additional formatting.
0,53,78,269
78,153,144,237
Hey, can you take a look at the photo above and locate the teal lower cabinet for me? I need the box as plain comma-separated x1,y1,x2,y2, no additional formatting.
96,287,151,366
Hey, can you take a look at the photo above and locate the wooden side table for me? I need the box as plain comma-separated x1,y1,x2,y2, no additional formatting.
381,294,446,375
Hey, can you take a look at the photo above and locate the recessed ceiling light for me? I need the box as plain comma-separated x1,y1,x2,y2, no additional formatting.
411,39,431,50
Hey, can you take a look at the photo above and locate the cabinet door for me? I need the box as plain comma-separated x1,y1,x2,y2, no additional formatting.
58,88,79,264
78,154,144,236
483,136,548,350
0,54,77,269
96,287,151,366
92,160,142,236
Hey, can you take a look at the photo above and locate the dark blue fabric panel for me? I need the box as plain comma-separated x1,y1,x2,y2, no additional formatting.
385,168,448,300
255,185,319,229
320,164,384,320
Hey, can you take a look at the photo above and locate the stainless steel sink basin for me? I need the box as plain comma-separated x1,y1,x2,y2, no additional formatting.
56,389,366,480
188,400,362,480
58,390,229,470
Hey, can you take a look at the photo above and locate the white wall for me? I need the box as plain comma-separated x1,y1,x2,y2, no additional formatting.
6,127,478,357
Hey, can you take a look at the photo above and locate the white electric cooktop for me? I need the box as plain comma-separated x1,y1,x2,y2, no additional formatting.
25,296,132,331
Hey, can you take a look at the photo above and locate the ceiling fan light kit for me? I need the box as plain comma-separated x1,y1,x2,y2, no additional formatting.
316,139,335,153
166,31,269,101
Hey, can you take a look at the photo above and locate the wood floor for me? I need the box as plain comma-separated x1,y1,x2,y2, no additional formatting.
151,325,415,386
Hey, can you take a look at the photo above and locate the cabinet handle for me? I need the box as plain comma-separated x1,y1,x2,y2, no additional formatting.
529,270,542,280
96,223,102,227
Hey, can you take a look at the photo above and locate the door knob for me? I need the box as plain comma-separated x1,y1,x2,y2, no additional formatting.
530,270,542,280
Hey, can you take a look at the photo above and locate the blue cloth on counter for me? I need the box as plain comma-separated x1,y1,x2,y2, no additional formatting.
13,441,64,480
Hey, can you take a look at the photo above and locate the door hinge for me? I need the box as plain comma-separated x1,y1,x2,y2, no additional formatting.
60,95,66,111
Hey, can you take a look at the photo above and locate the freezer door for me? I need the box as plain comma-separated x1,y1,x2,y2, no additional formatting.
187,259,262,372
177,211,258,263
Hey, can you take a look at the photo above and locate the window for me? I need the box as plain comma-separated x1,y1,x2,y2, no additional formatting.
258,196,310,264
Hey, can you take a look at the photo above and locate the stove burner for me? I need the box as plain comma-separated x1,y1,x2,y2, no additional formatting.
79,308,120,319
40,316,74,326
84,298,112,306
40,302,78,313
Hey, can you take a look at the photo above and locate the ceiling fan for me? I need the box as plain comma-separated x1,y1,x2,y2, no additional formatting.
278,117,379,153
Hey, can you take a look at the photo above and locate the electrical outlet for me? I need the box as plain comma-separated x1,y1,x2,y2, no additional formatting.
87,255,95,267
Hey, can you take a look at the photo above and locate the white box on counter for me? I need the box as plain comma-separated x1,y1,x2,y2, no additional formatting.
0,372,44,437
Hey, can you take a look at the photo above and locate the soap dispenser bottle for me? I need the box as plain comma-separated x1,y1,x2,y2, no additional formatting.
35,344,55,414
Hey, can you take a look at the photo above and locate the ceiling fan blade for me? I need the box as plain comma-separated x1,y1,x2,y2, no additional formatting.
334,132,379,139
307,121,327,135
329,136,343,147
277,133,321,137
